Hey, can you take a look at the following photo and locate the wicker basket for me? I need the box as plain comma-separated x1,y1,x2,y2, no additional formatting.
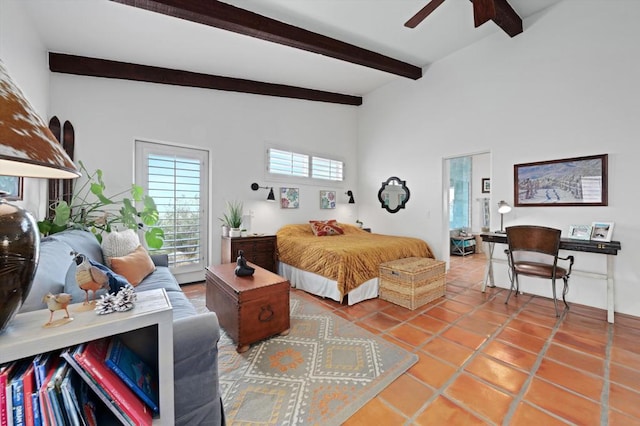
379,257,446,310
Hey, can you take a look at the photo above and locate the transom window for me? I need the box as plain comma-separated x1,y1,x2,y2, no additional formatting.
267,148,344,182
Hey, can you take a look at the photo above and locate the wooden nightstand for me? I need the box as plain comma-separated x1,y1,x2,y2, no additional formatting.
221,235,277,273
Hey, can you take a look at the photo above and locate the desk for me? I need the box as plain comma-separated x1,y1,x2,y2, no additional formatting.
480,233,622,323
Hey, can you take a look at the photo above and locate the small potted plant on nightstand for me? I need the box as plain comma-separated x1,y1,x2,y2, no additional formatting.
220,201,243,237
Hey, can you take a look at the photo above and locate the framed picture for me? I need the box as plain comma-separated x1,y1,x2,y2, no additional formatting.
319,190,336,209
280,187,299,209
514,154,608,207
590,222,614,242
568,224,592,240
0,176,23,201
481,178,490,193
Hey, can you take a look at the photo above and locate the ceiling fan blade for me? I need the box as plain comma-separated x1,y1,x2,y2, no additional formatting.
404,0,447,28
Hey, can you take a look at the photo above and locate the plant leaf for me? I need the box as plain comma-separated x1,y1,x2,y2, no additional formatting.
145,227,165,249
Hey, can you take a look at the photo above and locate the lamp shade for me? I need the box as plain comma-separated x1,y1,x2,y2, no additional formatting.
0,60,80,179
497,200,512,214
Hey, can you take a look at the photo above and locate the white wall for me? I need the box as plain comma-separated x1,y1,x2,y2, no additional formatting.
358,0,640,316
47,74,359,266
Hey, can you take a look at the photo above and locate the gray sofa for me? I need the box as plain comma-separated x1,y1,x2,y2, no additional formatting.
19,229,225,425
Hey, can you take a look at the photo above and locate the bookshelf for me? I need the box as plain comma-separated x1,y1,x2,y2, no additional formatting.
0,288,174,425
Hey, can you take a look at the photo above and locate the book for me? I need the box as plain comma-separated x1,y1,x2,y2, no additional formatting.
10,360,31,426
47,361,70,426
66,340,153,425
38,358,60,426
59,369,85,426
30,393,41,426
105,338,159,414
1,362,18,426
21,362,36,426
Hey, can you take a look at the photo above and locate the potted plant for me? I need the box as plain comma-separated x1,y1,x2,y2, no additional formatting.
219,201,243,237
37,161,164,249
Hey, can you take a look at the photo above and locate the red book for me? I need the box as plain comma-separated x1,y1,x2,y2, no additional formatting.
38,358,59,426
21,363,36,426
73,339,152,426
1,362,18,426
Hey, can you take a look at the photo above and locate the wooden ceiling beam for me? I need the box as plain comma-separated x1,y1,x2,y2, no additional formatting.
110,0,422,80
48,53,363,106
473,0,523,38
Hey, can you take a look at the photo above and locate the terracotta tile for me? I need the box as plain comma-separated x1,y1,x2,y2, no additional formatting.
524,378,601,424
614,313,640,332
439,299,475,314
510,402,569,426
424,306,462,323
414,396,487,426
613,333,640,354
421,337,474,367
469,308,510,326
535,358,603,401
514,309,559,329
379,374,433,417
456,316,500,336
381,303,420,322
451,291,492,307
387,323,432,347
409,353,458,389
545,343,604,376
441,326,487,350
409,314,449,334
609,409,640,425
353,321,381,335
444,373,513,424
465,354,528,394
559,315,609,345
610,362,640,393
357,311,401,332
343,396,407,426
497,327,546,354
553,331,607,358
381,334,414,353
609,383,640,419
506,318,554,340
611,346,640,371
482,340,538,372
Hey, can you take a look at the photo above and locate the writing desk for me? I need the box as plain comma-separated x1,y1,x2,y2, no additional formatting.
480,233,622,323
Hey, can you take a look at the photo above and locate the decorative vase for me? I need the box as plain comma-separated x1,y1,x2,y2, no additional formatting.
0,199,40,332
229,228,242,237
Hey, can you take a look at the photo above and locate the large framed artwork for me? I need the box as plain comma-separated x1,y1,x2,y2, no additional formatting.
0,176,23,201
514,154,608,207
280,187,300,209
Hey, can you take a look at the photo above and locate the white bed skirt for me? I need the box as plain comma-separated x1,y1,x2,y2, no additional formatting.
278,262,379,305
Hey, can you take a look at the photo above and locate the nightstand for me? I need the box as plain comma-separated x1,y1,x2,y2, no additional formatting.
221,235,277,273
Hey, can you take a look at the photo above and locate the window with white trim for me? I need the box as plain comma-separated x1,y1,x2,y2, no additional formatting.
267,148,343,182
312,156,343,181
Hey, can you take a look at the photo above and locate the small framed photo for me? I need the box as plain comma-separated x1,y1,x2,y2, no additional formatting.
568,224,591,240
590,222,614,242
482,178,490,194
0,176,23,201
280,187,299,209
319,190,336,209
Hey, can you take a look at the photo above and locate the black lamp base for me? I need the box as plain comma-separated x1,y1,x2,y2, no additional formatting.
0,199,40,332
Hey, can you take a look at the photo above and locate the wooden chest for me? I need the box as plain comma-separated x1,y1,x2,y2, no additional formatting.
205,262,290,352
221,235,277,273
379,257,446,310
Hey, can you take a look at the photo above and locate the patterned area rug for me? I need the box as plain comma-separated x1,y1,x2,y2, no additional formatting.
218,292,418,425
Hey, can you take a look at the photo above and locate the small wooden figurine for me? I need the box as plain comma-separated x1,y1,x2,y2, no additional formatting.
42,292,73,326
71,251,109,304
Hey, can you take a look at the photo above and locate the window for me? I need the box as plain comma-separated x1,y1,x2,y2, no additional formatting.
267,148,343,182
135,141,209,284
449,156,472,230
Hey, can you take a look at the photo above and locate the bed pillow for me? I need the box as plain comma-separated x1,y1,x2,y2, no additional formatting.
108,245,156,286
309,220,344,236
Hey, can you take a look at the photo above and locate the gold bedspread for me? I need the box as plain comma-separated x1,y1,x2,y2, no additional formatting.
276,223,433,298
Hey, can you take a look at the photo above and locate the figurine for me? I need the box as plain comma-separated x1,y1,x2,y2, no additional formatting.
71,251,110,304
234,250,255,277
42,292,73,325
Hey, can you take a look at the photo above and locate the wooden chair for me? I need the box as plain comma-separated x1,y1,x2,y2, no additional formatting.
505,225,574,316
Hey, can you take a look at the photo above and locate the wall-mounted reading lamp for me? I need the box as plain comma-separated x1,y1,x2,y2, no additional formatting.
251,182,275,201
345,190,355,204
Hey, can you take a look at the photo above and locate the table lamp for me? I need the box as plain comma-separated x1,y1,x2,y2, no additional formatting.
496,200,512,233
0,59,80,332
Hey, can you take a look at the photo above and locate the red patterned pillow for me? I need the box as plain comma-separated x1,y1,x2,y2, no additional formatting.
309,220,344,236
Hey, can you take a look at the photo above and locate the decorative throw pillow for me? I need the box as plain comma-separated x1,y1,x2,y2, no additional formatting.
109,245,156,286
101,229,140,267
309,220,344,236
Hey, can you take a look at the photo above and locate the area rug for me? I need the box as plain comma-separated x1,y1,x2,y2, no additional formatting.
218,292,418,425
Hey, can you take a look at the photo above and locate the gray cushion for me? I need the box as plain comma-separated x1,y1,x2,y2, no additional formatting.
167,291,198,320
49,230,105,264
136,267,182,293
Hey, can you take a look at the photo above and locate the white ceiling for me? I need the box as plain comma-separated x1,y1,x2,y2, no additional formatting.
22,0,563,97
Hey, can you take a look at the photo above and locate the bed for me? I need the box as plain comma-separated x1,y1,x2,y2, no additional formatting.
276,222,434,305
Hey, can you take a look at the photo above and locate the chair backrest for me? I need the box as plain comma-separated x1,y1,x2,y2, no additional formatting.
506,225,561,258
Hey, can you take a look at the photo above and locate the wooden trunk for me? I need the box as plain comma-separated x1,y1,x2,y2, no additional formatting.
205,262,290,352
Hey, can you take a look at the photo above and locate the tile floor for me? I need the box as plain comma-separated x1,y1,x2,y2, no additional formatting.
183,253,640,425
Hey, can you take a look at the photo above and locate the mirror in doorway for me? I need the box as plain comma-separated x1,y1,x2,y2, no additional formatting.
378,176,410,213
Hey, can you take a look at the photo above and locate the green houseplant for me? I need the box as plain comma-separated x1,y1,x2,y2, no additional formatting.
219,201,243,237
37,161,164,249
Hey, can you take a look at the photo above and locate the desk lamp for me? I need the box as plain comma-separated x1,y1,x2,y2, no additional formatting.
496,200,512,233
0,60,80,332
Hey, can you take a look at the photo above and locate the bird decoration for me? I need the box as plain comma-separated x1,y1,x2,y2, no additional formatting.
42,292,73,325
71,251,110,304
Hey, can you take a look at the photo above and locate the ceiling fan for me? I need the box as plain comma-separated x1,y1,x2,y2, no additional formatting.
404,0,523,37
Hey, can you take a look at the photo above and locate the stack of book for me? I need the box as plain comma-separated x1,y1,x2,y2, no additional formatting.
0,337,159,426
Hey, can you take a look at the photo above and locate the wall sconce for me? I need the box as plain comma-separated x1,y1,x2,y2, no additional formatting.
345,190,355,204
251,182,275,201
497,200,512,233
0,60,80,331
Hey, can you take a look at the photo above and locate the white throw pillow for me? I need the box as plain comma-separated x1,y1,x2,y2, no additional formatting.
101,229,140,267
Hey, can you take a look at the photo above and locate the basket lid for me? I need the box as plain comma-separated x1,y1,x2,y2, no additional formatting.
380,257,443,273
